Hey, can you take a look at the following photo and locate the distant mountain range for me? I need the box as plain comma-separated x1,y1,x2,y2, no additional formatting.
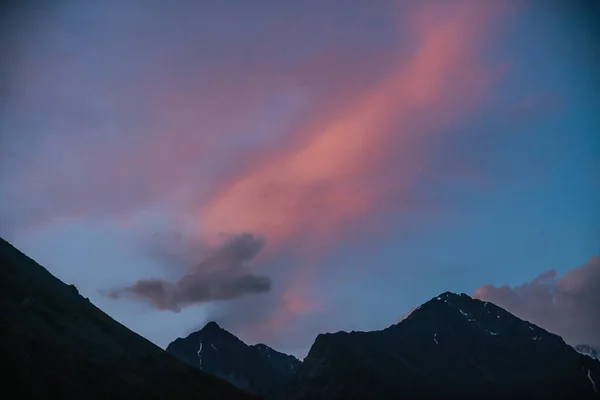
2,236,599,399
170,293,600,399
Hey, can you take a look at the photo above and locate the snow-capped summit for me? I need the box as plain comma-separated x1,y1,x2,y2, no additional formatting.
575,344,600,360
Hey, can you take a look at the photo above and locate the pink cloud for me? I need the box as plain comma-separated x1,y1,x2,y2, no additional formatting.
2,3,402,236
199,3,503,248
196,2,507,336
2,1,514,348
473,256,600,348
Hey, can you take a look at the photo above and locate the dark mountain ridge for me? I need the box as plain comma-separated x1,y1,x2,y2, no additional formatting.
0,237,256,399
4,234,599,399
167,321,301,397
285,291,600,399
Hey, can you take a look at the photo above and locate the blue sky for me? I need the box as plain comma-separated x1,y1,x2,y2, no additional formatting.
1,0,598,358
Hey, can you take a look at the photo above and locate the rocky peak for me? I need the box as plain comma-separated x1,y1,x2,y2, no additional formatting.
167,322,301,398
289,291,600,399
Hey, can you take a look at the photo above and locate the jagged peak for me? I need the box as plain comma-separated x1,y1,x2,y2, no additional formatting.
435,291,470,300
196,321,244,342
411,290,510,318
252,343,273,351
202,321,222,331
439,290,459,298
404,291,470,314
171,321,228,344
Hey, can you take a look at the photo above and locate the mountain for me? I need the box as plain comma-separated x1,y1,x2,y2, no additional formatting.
167,321,301,397
0,237,256,399
576,345,600,361
5,232,598,400
285,292,600,399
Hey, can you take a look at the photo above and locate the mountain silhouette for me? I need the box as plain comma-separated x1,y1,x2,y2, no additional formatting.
0,237,256,399
3,236,598,399
167,321,301,397
284,292,600,399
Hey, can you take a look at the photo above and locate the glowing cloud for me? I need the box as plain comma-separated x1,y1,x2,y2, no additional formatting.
198,2,508,338
199,2,503,248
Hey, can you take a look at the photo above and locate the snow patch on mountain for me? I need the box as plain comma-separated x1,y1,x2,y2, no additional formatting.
197,339,203,368
588,369,597,393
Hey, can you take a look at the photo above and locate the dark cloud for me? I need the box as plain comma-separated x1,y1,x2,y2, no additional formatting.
473,256,600,348
136,231,207,272
199,232,266,271
107,233,271,311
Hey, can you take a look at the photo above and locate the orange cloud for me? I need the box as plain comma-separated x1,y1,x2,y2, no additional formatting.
200,2,507,337
199,3,501,247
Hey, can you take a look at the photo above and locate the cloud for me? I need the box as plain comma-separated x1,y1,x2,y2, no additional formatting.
473,256,600,348
107,233,271,311
0,1,400,237
196,1,507,342
1,0,513,354
136,231,200,272
198,2,502,248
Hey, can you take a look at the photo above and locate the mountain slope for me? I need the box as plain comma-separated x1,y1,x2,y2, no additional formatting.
0,237,256,399
167,321,301,397
286,292,600,399
576,344,600,361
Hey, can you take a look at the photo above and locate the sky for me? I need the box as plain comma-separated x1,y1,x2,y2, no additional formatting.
1,0,599,358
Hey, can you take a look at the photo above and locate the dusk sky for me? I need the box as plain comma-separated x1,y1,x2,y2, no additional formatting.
1,0,599,358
